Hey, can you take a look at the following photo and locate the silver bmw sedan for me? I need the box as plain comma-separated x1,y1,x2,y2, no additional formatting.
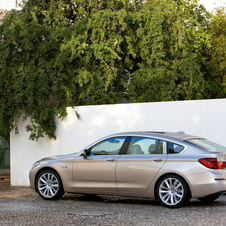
29,132,226,208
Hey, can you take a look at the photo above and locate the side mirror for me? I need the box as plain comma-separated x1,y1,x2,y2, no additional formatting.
83,149,88,159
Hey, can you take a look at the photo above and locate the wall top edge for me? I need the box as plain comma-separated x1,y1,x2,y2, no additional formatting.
68,98,226,110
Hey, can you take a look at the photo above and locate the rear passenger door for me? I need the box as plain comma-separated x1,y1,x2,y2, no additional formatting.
116,136,167,192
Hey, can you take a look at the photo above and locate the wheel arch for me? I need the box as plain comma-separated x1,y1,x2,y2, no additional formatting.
154,173,192,200
34,167,63,192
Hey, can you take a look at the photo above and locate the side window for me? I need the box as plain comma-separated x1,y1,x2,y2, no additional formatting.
168,142,184,154
127,137,165,155
90,136,127,155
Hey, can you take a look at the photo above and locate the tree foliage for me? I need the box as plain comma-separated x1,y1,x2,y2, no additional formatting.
0,0,211,140
127,0,210,102
204,6,226,98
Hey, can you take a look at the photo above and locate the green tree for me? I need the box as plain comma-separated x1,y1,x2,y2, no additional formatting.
127,0,210,102
0,0,210,140
204,6,226,98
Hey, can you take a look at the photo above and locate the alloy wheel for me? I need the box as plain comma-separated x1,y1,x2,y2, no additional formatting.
158,177,184,206
37,172,59,198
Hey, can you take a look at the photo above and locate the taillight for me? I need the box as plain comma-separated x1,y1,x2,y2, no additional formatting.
198,158,226,169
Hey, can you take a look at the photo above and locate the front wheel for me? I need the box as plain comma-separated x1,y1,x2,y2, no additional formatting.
36,170,64,200
156,175,190,208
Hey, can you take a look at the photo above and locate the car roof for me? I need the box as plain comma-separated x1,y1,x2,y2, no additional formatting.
109,131,202,141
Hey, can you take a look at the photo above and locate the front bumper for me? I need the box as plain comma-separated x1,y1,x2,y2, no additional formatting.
29,168,36,190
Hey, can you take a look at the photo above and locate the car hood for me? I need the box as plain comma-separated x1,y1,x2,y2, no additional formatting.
40,153,77,162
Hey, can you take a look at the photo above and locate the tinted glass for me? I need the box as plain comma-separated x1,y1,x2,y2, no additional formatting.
127,137,166,155
188,139,226,151
90,136,127,155
0,118,10,176
168,142,184,154
0,135,10,176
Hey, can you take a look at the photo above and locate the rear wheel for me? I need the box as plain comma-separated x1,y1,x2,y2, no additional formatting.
197,194,220,203
156,175,190,208
36,170,64,200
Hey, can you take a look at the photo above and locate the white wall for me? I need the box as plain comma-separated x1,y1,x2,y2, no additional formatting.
10,99,226,186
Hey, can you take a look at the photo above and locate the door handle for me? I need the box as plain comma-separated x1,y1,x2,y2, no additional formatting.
105,158,115,162
152,158,162,162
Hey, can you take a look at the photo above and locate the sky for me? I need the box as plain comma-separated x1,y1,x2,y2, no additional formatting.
0,0,226,12
199,0,226,12
0,0,21,10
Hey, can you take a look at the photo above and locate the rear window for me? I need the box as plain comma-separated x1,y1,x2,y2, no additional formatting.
188,139,226,151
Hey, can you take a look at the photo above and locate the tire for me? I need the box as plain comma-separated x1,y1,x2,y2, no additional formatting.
36,170,64,200
197,194,220,203
156,174,190,208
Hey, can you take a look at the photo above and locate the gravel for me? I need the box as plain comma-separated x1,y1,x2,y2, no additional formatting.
1,178,226,226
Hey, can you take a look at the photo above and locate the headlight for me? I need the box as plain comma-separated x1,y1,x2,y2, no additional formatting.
32,161,40,169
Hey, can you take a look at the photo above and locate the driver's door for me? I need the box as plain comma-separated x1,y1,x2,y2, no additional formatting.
73,136,127,192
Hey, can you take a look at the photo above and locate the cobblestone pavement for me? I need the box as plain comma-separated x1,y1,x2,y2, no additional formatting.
1,179,226,226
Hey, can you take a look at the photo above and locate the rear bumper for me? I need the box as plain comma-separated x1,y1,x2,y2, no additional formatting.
208,190,226,197
186,172,226,198
199,191,226,200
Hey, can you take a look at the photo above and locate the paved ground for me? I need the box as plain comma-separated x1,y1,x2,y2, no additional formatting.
1,179,226,226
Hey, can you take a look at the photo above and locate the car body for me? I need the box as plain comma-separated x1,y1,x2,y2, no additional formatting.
29,132,226,208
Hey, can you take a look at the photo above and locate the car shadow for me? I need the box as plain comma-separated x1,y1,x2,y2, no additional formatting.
62,193,168,206
61,194,226,208
187,198,226,207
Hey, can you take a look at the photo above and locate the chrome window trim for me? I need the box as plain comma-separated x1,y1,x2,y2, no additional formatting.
77,133,189,156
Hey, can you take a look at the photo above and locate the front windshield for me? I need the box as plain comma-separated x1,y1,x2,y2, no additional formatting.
188,139,226,151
